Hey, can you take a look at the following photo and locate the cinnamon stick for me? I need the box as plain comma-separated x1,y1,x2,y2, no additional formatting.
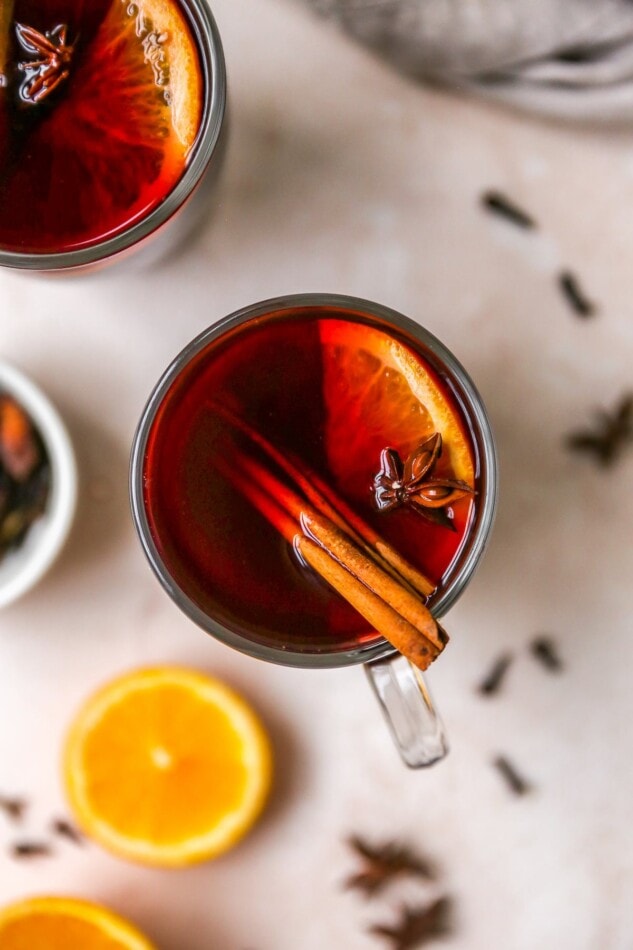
222,441,447,670
301,512,445,654
209,401,435,598
296,536,437,669
234,451,444,653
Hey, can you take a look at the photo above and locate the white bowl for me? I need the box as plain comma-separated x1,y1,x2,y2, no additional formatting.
0,361,77,608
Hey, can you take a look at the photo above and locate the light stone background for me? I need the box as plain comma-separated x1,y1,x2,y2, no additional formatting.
1,0,633,948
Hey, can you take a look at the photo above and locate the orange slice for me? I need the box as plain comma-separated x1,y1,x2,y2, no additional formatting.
47,0,203,196
51,0,202,157
0,1,11,160
0,2,12,75
90,0,203,152
319,319,475,499
0,896,156,950
64,668,272,868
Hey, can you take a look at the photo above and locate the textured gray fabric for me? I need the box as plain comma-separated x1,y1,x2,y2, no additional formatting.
299,0,633,120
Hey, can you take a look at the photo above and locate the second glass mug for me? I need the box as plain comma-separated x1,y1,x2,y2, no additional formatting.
0,0,226,273
130,294,497,767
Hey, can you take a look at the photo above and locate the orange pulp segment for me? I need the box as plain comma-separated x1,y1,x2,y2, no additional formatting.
0,896,156,950
64,667,272,867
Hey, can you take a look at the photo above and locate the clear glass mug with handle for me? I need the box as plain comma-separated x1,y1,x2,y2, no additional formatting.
130,294,497,767
0,0,226,273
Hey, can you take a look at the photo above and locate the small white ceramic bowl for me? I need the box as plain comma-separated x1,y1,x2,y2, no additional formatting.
0,361,77,609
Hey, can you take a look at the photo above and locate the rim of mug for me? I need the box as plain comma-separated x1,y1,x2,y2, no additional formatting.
130,293,498,669
0,0,226,272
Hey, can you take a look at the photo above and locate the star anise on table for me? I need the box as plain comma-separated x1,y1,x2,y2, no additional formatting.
345,836,434,896
566,393,633,467
369,899,452,949
373,433,474,530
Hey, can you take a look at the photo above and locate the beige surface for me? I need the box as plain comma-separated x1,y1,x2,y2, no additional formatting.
1,0,633,947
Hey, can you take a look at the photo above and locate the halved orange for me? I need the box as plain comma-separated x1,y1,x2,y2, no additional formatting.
64,668,272,868
0,896,156,950
319,319,475,501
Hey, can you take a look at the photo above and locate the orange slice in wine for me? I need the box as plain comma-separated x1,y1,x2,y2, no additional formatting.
0,2,12,75
319,319,475,499
82,0,203,154
0,1,11,157
64,667,272,867
0,896,156,950
43,0,203,217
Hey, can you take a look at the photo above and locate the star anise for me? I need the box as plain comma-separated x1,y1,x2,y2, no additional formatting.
369,899,452,949
566,393,633,467
345,836,435,897
16,22,75,105
373,433,474,531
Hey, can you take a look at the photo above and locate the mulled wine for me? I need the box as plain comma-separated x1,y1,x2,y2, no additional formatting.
0,0,210,257
139,303,481,660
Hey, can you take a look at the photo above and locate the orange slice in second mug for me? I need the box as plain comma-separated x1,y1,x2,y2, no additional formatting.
0,0,203,253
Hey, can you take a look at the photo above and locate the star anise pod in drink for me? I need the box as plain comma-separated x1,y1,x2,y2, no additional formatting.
16,23,75,105
373,433,474,531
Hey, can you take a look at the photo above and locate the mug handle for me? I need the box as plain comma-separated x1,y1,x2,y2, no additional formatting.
365,653,448,768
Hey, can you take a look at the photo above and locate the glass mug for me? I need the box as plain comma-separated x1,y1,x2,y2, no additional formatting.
0,0,227,272
130,295,498,767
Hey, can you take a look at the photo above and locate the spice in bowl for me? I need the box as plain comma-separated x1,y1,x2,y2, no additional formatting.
0,394,51,563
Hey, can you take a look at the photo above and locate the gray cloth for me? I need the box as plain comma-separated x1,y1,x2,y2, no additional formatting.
300,0,633,120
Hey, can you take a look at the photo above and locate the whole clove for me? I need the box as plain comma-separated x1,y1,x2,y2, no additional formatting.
51,818,84,846
558,270,596,318
480,190,536,230
477,653,513,696
492,756,533,796
530,637,563,673
0,795,27,823
10,841,53,859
